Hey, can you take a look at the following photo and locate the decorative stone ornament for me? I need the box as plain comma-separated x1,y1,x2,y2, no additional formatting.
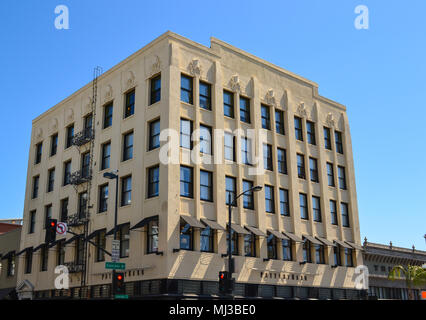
49,117,58,133
326,112,335,128
151,56,161,75
124,70,136,92
188,59,202,77
65,108,74,123
297,102,307,117
84,96,94,114
229,74,241,92
35,127,43,140
265,89,276,106
103,84,113,103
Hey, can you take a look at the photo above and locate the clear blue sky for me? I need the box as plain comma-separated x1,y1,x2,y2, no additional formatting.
0,0,425,249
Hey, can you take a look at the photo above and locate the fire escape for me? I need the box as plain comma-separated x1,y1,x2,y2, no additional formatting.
65,67,102,296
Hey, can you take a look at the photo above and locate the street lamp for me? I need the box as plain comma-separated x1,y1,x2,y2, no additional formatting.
226,185,262,296
103,170,119,299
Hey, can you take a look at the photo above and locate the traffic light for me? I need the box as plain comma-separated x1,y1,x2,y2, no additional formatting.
113,271,125,295
219,271,228,294
45,218,57,243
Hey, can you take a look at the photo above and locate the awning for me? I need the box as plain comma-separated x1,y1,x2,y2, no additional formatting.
64,234,84,245
245,226,266,237
181,215,205,229
105,222,130,236
32,244,46,252
48,238,65,248
1,251,14,260
345,241,364,251
16,247,33,256
282,231,303,242
86,229,105,241
228,223,250,235
130,215,158,231
334,239,352,249
267,229,287,240
201,218,225,231
316,236,336,247
302,235,322,246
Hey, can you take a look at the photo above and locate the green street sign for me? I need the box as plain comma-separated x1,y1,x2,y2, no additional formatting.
105,262,125,270
115,294,129,299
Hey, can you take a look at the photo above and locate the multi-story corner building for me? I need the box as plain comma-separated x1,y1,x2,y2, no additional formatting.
363,239,426,300
17,31,364,299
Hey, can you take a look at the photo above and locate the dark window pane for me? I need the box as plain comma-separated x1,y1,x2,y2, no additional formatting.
180,75,193,104
150,75,161,105
199,81,211,110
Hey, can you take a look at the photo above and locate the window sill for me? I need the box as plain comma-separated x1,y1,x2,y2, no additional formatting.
148,100,161,108
120,204,132,209
145,195,159,201
180,101,194,108
123,114,135,121
121,158,133,165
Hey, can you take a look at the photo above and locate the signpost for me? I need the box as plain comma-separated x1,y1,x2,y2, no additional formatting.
105,262,125,270
111,239,120,263
114,294,129,299
56,222,67,236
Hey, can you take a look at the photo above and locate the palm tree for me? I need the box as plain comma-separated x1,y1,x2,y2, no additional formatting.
388,265,426,300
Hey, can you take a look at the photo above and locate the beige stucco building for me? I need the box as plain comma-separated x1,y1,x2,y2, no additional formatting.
17,31,364,299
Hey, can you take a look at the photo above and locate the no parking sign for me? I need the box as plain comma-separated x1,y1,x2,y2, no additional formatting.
56,222,67,236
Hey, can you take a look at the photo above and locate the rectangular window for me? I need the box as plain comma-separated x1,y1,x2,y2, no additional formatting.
44,204,52,229
263,144,273,171
240,96,251,123
225,176,237,206
60,198,68,222
147,166,160,198
279,188,290,216
275,109,285,135
150,74,161,105
307,121,316,145
261,104,271,129
63,160,71,186
312,196,322,222
147,219,159,254
199,124,212,154
241,137,252,165
303,240,312,263
224,132,235,161
122,131,134,161
199,81,211,110
294,116,303,141
35,142,42,164
57,241,65,266
227,229,239,255
25,251,33,274
101,142,111,171
345,248,353,267
121,176,132,206
99,184,108,213
200,170,213,202
244,234,256,257
330,200,338,225
334,246,341,266
29,210,36,234
338,166,347,190
75,237,84,265
180,74,193,104
78,192,87,218
277,148,287,174
47,168,55,192
180,119,192,149
282,239,293,261
297,154,306,179
149,119,161,150
124,90,135,118
341,202,350,227
81,152,90,178
118,224,130,258
180,220,193,250
180,166,193,198
300,193,308,220
223,90,234,118
324,127,332,150
7,254,15,277
243,180,254,210
95,230,106,262
315,244,325,264
267,234,277,259
335,131,344,154
32,176,39,199
40,245,48,271
265,185,275,213
50,134,58,156
200,226,214,253
327,162,335,187
66,125,74,149
103,103,113,129
309,157,319,182
84,113,93,132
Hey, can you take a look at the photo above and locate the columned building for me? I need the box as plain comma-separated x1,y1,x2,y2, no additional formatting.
17,31,364,299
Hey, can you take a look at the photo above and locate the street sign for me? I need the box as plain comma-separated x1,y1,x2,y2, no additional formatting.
56,222,67,235
114,294,128,299
105,262,125,270
111,239,120,263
